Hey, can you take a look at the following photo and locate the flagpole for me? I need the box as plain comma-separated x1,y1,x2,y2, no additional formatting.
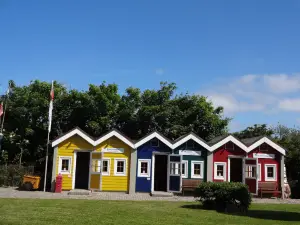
0,96,8,133
43,81,54,192
0,87,10,155
43,131,50,192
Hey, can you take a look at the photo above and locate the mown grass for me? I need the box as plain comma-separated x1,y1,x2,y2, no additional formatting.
0,198,300,225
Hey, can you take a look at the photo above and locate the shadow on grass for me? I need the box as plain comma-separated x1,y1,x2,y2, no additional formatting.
181,204,300,221
224,210,300,222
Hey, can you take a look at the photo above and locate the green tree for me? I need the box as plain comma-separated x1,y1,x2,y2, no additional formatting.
234,124,274,139
0,80,230,166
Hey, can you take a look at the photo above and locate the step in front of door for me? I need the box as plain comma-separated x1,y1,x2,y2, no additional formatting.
150,191,174,197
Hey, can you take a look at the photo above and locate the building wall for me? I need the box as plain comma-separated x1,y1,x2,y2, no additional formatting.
135,138,171,192
212,142,246,182
212,142,282,187
94,136,132,192
174,143,208,181
247,144,281,186
56,135,93,190
55,135,132,191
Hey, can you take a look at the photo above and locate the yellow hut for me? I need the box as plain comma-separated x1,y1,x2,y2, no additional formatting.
51,127,136,193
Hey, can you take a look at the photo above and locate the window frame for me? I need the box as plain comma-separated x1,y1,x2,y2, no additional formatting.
58,156,72,174
137,159,151,178
170,162,181,176
181,160,188,178
258,163,261,181
191,161,204,179
245,165,258,179
91,159,101,174
114,158,127,176
102,158,111,176
214,162,226,181
265,164,277,181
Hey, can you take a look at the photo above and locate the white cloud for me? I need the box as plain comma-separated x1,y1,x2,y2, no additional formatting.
204,73,300,116
278,98,300,111
208,93,265,115
238,74,258,84
264,74,300,93
155,68,164,75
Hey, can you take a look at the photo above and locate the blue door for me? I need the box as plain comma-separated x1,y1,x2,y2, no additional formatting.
168,155,182,192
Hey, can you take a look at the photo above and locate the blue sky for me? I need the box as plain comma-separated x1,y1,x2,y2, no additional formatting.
1,0,300,132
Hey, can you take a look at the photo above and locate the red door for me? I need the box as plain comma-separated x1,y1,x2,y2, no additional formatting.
243,158,258,195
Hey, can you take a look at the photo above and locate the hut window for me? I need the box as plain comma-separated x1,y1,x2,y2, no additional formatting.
214,162,226,180
170,162,181,175
191,161,204,179
245,165,257,179
182,160,188,178
91,159,101,173
59,156,72,174
265,164,277,181
138,159,151,177
150,139,159,147
102,159,110,175
114,159,127,176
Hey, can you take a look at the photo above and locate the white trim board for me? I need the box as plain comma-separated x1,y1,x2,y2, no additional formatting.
210,135,248,152
172,134,211,151
248,137,285,155
209,136,286,156
52,129,95,147
52,128,135,148
94,130,134,148
134,132,173,149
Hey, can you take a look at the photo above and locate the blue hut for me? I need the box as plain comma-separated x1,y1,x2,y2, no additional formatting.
134,132,174,193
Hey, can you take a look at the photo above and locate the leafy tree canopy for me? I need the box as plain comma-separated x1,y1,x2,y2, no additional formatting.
0,80,230,165
234,124,274,139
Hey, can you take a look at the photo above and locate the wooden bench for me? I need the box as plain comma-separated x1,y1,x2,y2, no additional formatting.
258,182,281,198
182,179,202,195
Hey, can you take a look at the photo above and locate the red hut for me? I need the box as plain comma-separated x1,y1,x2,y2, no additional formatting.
208,135,285,197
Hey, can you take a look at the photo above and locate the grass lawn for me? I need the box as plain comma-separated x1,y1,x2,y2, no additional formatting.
1,199,300,225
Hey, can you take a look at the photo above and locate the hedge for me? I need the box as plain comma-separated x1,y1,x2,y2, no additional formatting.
194,182,252,212
0,165,34,187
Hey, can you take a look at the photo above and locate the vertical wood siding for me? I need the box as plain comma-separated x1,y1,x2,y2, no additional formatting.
95,137,131,192
136,139,171,192
212,142,246,182
56,135,93,190
248,146,281,184
174,142,208,181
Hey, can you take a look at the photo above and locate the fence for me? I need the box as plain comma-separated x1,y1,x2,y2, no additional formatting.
0,165,35,187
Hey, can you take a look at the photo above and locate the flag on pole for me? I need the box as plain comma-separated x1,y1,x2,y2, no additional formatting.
44,81,54,192
48,81,54,133
6,82,13,97
0,102,3,117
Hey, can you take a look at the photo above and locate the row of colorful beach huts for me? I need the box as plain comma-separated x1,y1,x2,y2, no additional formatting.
51,127,285,195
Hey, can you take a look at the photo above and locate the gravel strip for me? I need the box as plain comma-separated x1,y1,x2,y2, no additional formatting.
0,187,300,203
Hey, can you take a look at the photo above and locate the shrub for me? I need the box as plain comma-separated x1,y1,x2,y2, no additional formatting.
194,182,252,212
0,165,34,187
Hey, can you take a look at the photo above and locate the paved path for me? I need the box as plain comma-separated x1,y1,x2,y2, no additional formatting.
0,187,300,203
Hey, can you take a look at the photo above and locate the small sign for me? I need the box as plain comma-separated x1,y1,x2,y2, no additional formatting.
102,148,124,153
253,153,275,159
179,150,201,156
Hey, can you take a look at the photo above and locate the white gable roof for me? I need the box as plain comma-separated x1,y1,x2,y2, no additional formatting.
51,128,134,148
